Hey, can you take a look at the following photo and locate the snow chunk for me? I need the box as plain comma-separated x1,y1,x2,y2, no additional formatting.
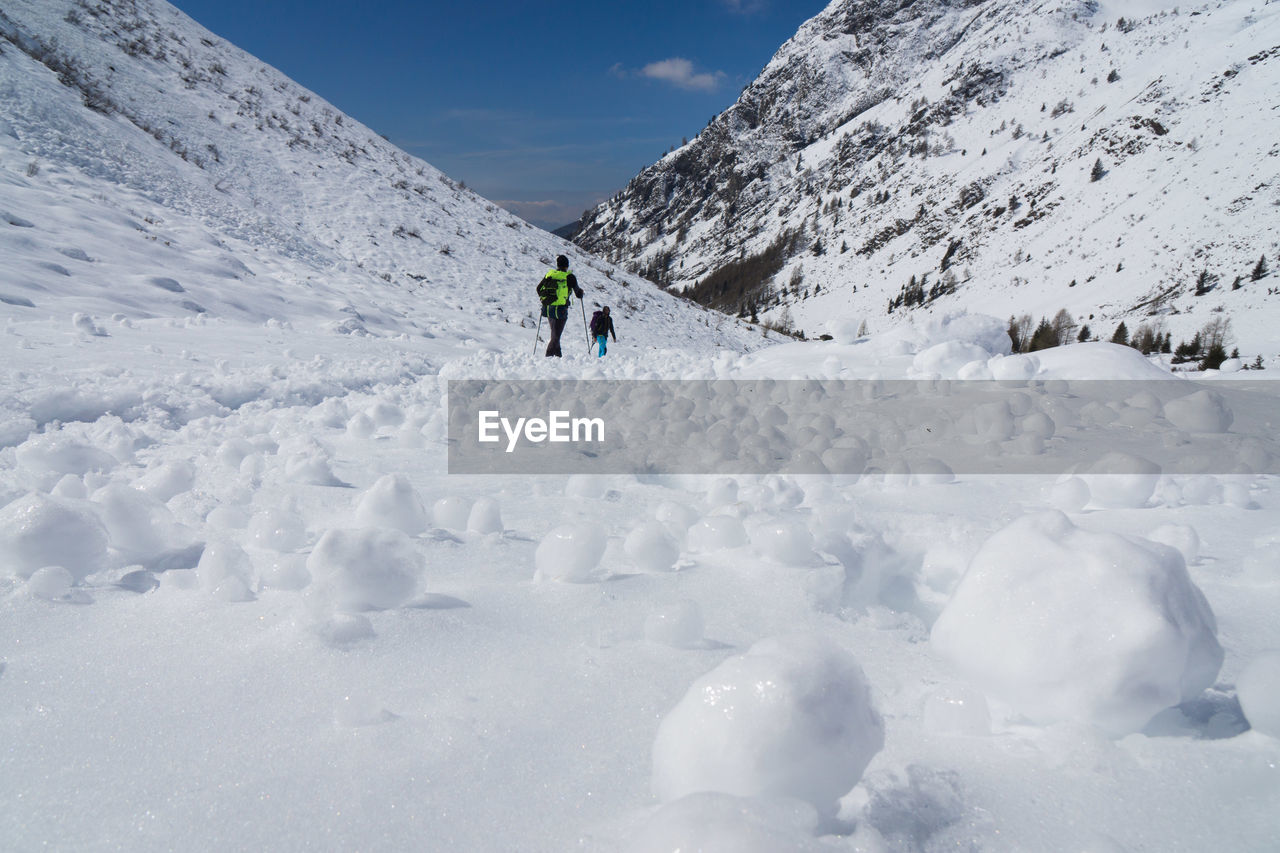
0,493,109,581
466,497,503,534
15,435,117,481
1237,652,1280,737
1081,452,1162,509
748,518,817,566
355,474,428,535
432,496,473,531
135,460,196,502
625,522,680,572
72,313,108,337
644,600,705,648
652,634,883,815
27,566,75,601
930,511,1223,733
91,483,188,566
248,508,308,552
307,528,425,611
534,522,607,583
912,341,991,379
1164,390,1233,434
688,515,748,552
196,539,256,602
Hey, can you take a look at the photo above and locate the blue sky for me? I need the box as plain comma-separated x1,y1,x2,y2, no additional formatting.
168,0,826,229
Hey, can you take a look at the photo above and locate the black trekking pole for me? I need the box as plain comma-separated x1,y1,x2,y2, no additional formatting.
581,299,590,350
534,313,543,356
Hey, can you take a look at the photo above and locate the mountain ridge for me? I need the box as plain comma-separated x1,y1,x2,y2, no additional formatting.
572,0,1280,360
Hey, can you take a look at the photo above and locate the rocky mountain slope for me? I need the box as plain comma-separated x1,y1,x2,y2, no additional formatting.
572,0,1280,358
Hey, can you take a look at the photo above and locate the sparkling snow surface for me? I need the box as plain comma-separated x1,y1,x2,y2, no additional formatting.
2,1,1279,851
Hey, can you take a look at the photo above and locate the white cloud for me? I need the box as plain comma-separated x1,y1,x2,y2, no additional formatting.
639,58,726,93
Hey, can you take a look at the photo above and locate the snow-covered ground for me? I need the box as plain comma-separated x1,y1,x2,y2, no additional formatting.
3,1,1280,851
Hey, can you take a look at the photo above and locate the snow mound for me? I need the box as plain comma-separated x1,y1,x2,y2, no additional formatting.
534,522,607,582
306,528,424,611
652,633,883,815
930,511,1223,733
355,474,428,535
1237,652,1280,737
922,683,992,736
0,492,109,581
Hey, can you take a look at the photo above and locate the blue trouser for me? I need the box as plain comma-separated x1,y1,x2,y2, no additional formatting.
596,335,607,357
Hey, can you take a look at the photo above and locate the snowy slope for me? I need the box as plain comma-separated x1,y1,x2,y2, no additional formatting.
0,0,762,360
2,2,1280,853
573,0,1280,358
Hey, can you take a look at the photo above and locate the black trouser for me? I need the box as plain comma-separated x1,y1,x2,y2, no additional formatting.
545,310,568,357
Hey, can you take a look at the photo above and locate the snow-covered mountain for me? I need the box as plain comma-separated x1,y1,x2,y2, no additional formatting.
572,0,1280,357
3,3,1280,852
0,0,759,355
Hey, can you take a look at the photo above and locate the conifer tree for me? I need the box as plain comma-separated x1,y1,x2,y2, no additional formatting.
1110,321,1129,346
1091,158,1106,182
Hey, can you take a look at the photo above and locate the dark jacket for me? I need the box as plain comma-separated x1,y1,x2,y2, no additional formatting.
590,310,617,341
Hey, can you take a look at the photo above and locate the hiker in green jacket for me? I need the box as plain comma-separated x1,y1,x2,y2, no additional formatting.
537,255,584,358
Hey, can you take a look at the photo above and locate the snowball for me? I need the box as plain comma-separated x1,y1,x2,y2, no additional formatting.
644,600,704,648
1048,476,1090,513
0,493,109,581
15,435,117,480
930,511,1223,733
196,539,256,602
687,515,748,552
626,793,830,853
625,522,680,572
432,496,473,531
135,461,195,502
565,475,607,499
27,566,75,600
748,519,816,566
216,438,255,469
466,498,504,534
355,474,428,535
346,412,376,439
50,474,87,499
1164,390,1233,433
922,684,991,736
1081,453,1161,509
534,523,607,583
247,508,308,552
91,483,182,564
307,528,425,611
652,634,884,815
912,341,991,378
655,501,700,537
284,452,344,486
1237,653,1280,737
706,478,739,509
260,553,311,591
365,401,405,428
1147,523,1200,565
